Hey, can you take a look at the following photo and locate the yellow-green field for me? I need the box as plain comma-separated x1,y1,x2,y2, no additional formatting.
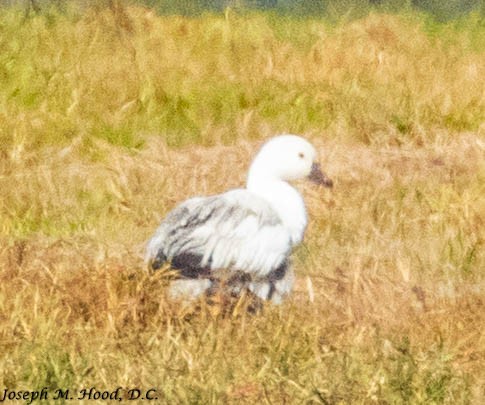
0,4,484,403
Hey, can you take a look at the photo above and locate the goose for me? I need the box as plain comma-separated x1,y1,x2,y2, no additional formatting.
145,134,333,303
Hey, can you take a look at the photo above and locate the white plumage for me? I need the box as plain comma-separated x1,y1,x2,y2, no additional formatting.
145,134,332,304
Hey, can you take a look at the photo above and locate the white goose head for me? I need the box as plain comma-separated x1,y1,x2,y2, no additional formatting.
247,134,333,188
246,134,332,245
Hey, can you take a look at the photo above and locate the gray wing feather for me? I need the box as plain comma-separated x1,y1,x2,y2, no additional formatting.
145,189,291,278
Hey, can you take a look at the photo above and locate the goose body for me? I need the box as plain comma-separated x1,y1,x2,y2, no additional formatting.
145,135,332,303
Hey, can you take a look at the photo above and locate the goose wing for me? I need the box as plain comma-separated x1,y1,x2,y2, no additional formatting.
145,189,291,279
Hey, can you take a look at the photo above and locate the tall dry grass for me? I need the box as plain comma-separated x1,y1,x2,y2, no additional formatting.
0,4,484,403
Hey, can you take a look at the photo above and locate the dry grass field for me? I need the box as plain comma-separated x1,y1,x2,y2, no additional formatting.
0,3,484,403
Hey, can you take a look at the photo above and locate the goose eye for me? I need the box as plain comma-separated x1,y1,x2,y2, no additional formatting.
298,152,305,159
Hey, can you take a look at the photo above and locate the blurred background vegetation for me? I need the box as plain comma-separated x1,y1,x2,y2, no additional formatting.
0,0,484,152
1,0,484,20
